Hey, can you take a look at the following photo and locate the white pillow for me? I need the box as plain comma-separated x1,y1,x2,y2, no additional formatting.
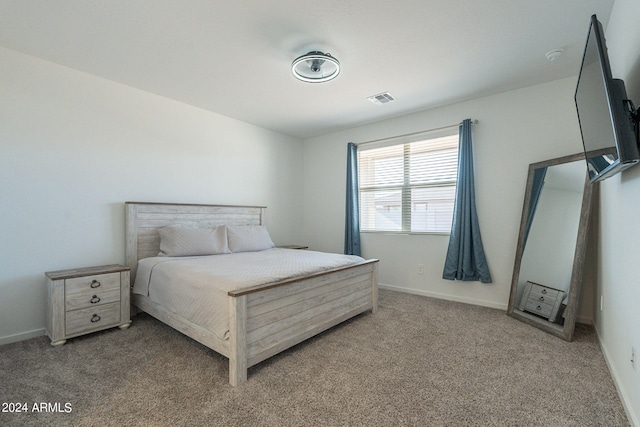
227,225,275,253
158,225,230,257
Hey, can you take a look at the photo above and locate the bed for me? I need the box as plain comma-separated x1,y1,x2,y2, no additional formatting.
125,202,379,385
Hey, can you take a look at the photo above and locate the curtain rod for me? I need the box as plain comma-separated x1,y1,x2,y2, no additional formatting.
355,119,478,147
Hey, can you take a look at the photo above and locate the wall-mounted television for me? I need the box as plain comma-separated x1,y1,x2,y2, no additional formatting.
575,14,640,182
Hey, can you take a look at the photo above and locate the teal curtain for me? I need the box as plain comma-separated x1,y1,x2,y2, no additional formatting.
344,142,361,256
443,119,492,283
524,167,547,246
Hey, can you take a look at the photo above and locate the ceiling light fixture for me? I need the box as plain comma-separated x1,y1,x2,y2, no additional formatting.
291,51,340,83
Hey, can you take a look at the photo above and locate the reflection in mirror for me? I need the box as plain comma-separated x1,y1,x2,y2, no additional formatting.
516,161,585,323
507,153,596,341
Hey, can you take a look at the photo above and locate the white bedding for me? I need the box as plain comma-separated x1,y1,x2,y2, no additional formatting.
133,248,365,340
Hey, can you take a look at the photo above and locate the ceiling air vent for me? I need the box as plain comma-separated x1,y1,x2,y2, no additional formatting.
367,92,396,105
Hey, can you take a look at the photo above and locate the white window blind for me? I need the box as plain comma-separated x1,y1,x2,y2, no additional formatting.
358,133,459,233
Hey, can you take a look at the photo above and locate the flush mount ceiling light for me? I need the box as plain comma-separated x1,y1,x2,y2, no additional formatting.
291,51,340,83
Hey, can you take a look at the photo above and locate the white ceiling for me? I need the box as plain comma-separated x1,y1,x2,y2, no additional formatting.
0,0,615,139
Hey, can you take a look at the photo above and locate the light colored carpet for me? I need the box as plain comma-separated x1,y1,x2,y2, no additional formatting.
0,289,629,426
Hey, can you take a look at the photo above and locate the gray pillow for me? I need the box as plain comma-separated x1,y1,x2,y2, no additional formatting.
158,225,230,256
227,225,275,252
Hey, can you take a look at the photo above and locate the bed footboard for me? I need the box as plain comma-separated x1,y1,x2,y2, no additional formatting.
228,260,378,386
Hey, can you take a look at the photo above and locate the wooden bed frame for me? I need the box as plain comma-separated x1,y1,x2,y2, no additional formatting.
125,202,378,385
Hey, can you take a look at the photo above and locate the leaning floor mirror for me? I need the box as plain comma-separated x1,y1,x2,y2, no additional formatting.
507,152,596,341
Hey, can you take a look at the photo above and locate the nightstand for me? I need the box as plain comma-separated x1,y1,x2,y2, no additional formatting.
517,281,565,322
45,264,131,346
277,245,309,250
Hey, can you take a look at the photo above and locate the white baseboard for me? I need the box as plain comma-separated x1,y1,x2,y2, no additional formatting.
378,283,508,310
0,328,45,346
594,325,638,427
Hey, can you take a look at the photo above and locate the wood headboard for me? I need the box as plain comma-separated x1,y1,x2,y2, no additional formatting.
125,202,266,282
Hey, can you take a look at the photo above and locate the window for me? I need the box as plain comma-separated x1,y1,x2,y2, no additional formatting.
358,133,459,233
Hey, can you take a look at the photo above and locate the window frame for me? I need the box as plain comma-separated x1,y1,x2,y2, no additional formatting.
357,130,459,235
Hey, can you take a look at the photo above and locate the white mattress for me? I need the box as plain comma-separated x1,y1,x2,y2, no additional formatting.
133,248,365,340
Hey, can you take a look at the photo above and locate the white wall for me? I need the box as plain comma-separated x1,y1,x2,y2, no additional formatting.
596,0,640,424
0,47,304,344
303,77,585,310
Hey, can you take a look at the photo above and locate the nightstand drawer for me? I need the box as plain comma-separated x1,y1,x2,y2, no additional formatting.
65,287,120,311
524,299,554,317
529,284,560,300
528,292,558,306
65,272,120,296
65,302,121,336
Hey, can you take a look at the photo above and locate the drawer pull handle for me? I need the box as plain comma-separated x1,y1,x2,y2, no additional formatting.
90,280,101,289
536,305,542,311
91,314,101,323
90,295,101,304
541,289,547,294
538,296,545,302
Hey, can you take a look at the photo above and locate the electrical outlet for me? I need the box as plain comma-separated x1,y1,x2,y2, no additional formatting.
417,264,424,275
631,347,636,370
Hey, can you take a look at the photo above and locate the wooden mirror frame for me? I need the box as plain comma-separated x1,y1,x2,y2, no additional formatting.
507,153,596,341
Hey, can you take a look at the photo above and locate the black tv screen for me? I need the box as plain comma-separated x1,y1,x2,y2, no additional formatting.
574,15,639,182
